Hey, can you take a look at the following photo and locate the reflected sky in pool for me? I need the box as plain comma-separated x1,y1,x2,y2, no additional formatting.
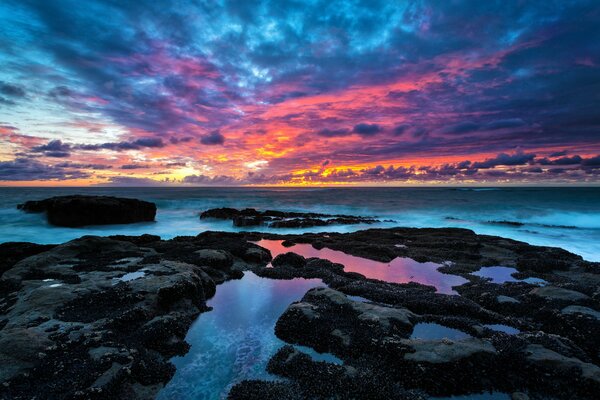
158,271,325,400
410,323,472,340
472,266,547,286
255,240,468,295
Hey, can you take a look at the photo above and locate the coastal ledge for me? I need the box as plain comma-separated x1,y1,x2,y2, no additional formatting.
0,227,598,399
17,195,157,227
199,207,381,228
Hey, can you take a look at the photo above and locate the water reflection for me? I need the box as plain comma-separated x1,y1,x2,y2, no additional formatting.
410,323,471,340
158,271,324,400
472,266,547,286
256,240,468,295
483,324,520,335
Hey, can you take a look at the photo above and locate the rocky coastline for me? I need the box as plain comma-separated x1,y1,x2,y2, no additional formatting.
200,207,381,228
0,224,598,399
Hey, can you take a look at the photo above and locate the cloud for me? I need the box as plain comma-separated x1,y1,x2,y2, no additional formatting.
76,137,165,151
31,139,72,157
442,122,480,134
315,128,351,137
393,124,410,135
485,118,526,130
121,164,149,169
549,150,568,157
353,123,382,136
582,155,600,167
182,174,236,185
95,176,169,187
0,81,26,98
538,155,582,165
200,131,225,145
0,158,90,181
472,151,536,169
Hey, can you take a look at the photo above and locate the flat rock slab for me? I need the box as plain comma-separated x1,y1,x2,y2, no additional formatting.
529,286,589,301
402,337,497,363
18,195,157,227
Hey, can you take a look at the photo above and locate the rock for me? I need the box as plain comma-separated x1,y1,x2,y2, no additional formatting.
0,234,257,399
18,195,156,227
561,305,600,320
511,392,529,400
272,252,307,268
192,249,234,269
525,344,600,384
199,207,379,229
233,215,262,227
497,295,520,304
243,246,272,263
402,337,497,363
530,286,589,301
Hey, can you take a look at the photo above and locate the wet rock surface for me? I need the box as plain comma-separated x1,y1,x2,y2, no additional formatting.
18,195,157,227
199,207,380,228
0,232,268,399
0,227,598,399
233,227,600,399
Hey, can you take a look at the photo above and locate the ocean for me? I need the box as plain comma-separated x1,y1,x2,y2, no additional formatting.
1,186,599,261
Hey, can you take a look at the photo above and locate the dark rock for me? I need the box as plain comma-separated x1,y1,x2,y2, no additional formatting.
233,215,263,227
18,195,156,227
200,207,380,229
272,252,307,268
0,234,259,399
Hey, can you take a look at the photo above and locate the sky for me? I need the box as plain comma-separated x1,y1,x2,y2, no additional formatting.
0,0,599,186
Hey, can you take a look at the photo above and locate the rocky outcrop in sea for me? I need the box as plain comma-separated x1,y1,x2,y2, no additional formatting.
18,195,157,227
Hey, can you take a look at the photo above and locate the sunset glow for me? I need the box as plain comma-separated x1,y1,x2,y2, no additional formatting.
1,1,599,186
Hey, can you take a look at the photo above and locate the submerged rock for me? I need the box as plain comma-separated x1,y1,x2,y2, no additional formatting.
18,195,157,227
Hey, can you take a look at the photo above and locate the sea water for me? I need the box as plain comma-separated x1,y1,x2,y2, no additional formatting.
0,187,599,261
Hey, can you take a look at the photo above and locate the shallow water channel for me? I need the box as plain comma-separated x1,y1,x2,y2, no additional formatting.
158,271,330,400
255,239,469,294
158,242,521,399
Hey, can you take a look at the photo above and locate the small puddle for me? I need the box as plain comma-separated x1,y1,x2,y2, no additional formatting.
432,392,510,400
472,266,547,286
116,270,146,282
158,271,325,400
295,344,343,364
255,240,468,295
483,324,520,335
410,323,471,340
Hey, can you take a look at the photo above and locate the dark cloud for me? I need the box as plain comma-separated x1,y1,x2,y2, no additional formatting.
76,137,165,151
54,162,111,170
472,151,536,169
442,122,480,134
0,158,90,181
200,131,225,145
315,128,351,137
582,155,600,167
121,164,149,169
95,176,169,187
393,124,410,135
31,140,72,157
485,119,526,130
182,174,236,185
549,150,568,157
538,155,582,165
0,81,26,98
353,123,382,136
